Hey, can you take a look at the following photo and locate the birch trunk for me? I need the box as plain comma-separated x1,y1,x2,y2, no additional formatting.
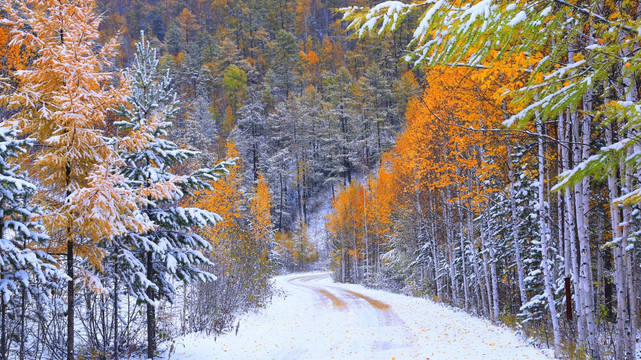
489,240,500,319
565,110,584,343
623,75,638,359
478,218,493,318
468,206,487,315
445,193,459,305
458,205,470,312
569,109,587,339
558,113,572,292
622,168,636,359
430,211,441,298
506,142,528,309
605,122,632,359
537,119,562,356
577,91,599,358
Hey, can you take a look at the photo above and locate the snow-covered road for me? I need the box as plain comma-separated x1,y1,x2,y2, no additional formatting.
166,273,553,360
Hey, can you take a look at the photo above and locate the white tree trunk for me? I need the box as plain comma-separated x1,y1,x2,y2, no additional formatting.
568,109,587,344
480,221,494,319
537,119,562,356
363,186,369,279
506,142,528,309
445,197,459,305
577,92,599,358
605,122,632,359
489,241,500,319
458,208,470,312
429,203,442,298
561,111,584,342
623,76,638,359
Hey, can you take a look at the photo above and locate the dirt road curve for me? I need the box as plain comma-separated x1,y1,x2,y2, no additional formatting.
286,274,415,354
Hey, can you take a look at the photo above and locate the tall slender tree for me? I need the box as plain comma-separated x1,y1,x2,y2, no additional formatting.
0,1,149,358
113,33,231,359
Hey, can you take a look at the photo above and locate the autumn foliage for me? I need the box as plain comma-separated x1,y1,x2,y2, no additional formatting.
183,143,274,334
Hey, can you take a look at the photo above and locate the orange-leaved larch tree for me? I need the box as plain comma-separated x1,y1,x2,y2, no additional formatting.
0,1,153,359
327,181,366,282
0,25,31,78
327,65,512,306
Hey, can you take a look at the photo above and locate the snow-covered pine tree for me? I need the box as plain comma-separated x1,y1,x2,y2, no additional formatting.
265,101,295,231
0,126,57,360
322,67,359,187
113,33,232,359
297,86,326,192
268,30,299,101
358,64,397,169
514,164,546,325
173,96,218,166
232,90,268,183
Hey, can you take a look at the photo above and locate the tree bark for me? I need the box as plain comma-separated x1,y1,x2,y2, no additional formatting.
506,141,528,309
67,239,74,360
567,109,586,342
537,119,562,356
576,95,598,358
456,197,470,312
146,251,156,359
623,75,638,359
1,284,5,360
468,205,487,315
114,260,119,360
19,287,25,360
480,219,494,319
489,241,500,319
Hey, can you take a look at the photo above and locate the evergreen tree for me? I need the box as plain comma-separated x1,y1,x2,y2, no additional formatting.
358,64,398,168
265,101,295,231
232,90,268,183
0,126,56,360
113,34,231,359
165,22,184,56
268,30,299,100
173,96,218,166
322,67,359,186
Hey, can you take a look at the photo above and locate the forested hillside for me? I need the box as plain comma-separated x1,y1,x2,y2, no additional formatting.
94,0,419,264
0,0,417,359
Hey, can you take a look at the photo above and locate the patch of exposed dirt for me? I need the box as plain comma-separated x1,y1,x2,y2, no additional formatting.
341,289,391,311
316,289,347,309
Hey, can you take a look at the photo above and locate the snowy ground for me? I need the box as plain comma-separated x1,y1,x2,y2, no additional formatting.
164,273,554,360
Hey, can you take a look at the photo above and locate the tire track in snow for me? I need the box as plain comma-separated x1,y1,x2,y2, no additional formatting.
289,274,417,353
287,275,347,310
335,288,399,326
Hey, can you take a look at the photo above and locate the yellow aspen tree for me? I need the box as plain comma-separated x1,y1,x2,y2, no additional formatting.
249,174,274,245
